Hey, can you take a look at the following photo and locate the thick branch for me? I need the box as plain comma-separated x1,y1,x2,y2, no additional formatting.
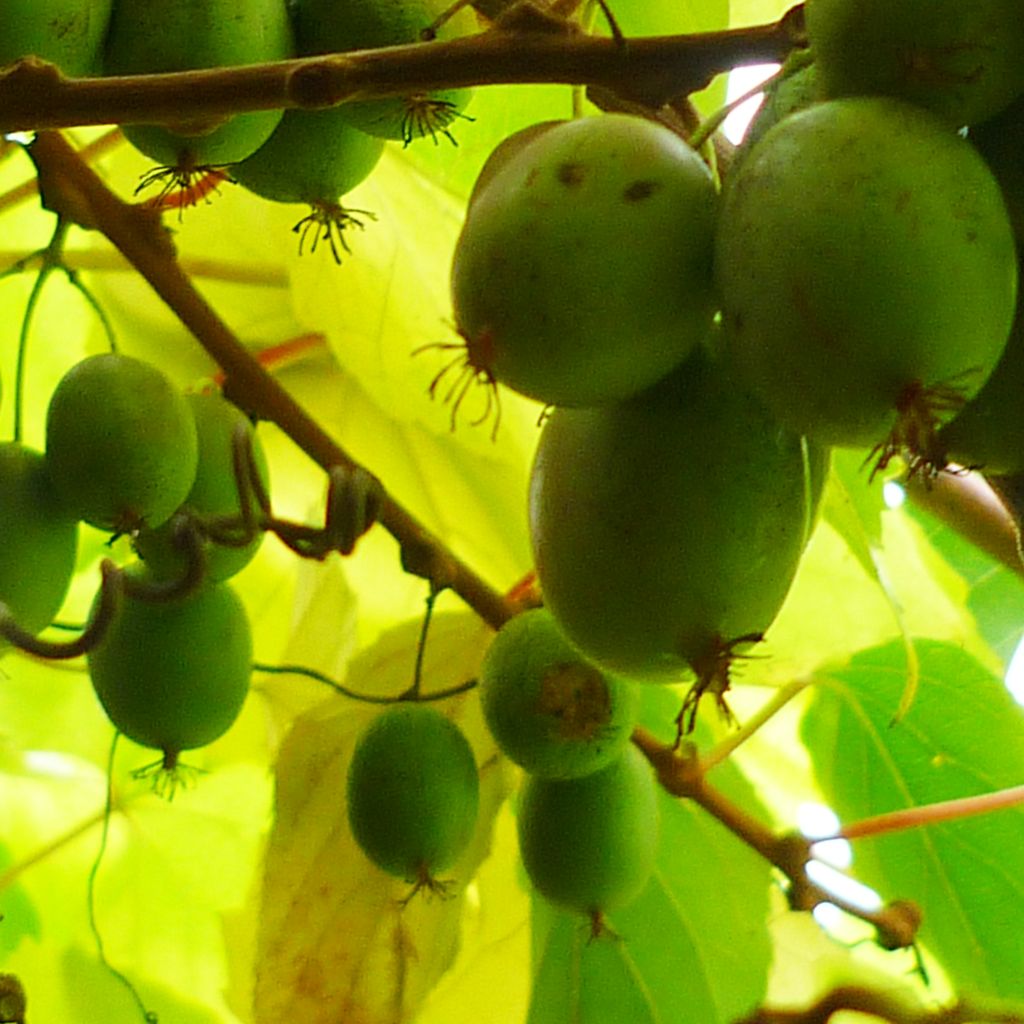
0,11,806,134
26,130,516,630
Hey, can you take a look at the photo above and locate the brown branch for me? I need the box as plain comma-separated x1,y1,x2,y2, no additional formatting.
25,129,517,631
904,469,1024,579
0,10,806,134
631,727,921,952
737,987,1024,1024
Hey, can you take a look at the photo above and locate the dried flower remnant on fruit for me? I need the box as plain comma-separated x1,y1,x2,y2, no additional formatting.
535,662,613,741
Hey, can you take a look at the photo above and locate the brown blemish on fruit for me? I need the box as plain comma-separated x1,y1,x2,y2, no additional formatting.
536,663,612,740
556,161,586,186
623,179,659,202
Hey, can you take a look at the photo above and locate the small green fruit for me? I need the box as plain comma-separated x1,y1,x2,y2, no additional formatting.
346,702,479,884
45,353,199,533
0,443,78,642
805,0,1024,126
937,289,1024,474
87,568,252,760
133,391,270,582
293,0,473,145
102,0,293,167
480,608,639,779
0,0,113,76
517,744,660,918
451,115,719,407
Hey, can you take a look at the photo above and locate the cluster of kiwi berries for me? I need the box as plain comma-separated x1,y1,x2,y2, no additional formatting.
448,0,1024,727
0,0,473,256
343,606,658,932
1,351,268,780
404,0,1024,922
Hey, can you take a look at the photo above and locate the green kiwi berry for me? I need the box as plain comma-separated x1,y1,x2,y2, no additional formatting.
45,353,199,533
0,443,78,643
86,565,252,761
346,702,479,886
517,745,660,919
480,608,639,779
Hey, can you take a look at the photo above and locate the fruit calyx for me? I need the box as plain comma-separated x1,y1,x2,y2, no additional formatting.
678,632,765,737
401,95,474,146
135,158,233,212
866,372,979,483
417,335,501,439
292,200,376,263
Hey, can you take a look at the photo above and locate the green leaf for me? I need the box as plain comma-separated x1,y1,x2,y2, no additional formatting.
527,686,773,1024
252,612,512,1024
802,640,1024,1000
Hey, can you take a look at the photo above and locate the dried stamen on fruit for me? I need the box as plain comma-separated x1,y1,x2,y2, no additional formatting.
413,338,502,439
678,632,765,738
292,201,376,264
401,96,475,147
867,371,978,483
535,663,613,741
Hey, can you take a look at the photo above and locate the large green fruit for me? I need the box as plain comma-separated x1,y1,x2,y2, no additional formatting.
293,0,472,145
346,702,480,884
517,745,659,920
0,0,113,76
451,115,719,408
0,443,78,643
45,353,199,533
87,568,252,761
479,607,639,780
133,391,270,582
805,0,1024,126
970,94,1024,243
937,286,1024,474
102,0,293,167
529,345,828,697
715,97,1017,458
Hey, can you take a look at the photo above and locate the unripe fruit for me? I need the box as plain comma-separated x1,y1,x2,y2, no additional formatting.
231,107,385,257
937,288,1024,475
293,0,472,145
733,62,819,174
465,121,564,212
715,97,1018,460
133,391,270,582
451,115,719,408
529,345,828,692
0,0,113,76
346,702,479,884
970,95,1024,243
87,568,252,760
480,608,639,779
0,443,78,642
102,0,293,168
231,109,385,206
45,353,199,533
805,0,1024,127
517,745,660,919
